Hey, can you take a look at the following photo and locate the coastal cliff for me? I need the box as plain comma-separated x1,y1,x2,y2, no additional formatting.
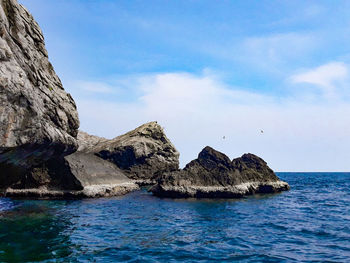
0,0,79,189
0,0,138,197
0,0,289,199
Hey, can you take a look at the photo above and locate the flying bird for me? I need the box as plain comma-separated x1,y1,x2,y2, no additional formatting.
260,130,264,134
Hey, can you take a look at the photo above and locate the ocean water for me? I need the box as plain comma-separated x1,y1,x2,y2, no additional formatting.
0,173,349,262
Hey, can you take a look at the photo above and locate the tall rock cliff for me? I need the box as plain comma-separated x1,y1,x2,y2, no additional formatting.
0,0,79,188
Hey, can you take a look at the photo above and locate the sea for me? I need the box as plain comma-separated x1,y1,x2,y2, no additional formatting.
0,173,349,262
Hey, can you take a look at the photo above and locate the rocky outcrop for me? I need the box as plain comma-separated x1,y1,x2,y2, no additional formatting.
150,146,290,198
0,1,173,197
79,122,180,183
0,0,287,199
3,152,139,198
3,121,178,197
0,0,138,198
0,0,79,189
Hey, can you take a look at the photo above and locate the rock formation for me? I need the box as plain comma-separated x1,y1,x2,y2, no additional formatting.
4,121,179,197
78,122,180,183
0,0,79,189
4,152,139,198
0,0,289,199
150,146,290,198
0,0,140,197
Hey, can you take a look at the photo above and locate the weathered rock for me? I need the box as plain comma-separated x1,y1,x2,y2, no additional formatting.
0,1,164,198
0,0,79,188
79,122,180,182
150,146,290,198
3,152,139,198
77,131,108,152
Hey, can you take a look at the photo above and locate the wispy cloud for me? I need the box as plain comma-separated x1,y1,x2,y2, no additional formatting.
198,32,318,77
290,62,349,99
236,33,317,73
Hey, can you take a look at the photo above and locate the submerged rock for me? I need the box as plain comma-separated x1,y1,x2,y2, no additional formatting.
79,122,180,183
0,0,79,188
150,146,290,198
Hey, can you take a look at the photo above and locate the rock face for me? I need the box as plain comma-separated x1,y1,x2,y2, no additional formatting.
4,152,139,198
0,1,174,198
79,122,180,182
0,0,79,189
4,121,179,197
0,0,138,198
150,146,290,198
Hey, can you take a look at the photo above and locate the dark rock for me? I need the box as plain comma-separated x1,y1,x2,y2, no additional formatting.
79,122,180,182
0,0,79,189
150,146,290,198
3,152,139,198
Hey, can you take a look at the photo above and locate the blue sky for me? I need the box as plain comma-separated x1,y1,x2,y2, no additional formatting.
20,0,350,171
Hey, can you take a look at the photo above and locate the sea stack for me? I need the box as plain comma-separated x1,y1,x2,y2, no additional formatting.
150,146,290,198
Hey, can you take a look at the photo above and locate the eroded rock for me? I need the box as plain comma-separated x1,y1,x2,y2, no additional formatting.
79,122,180,182
150,146,290,198
3,152,139,198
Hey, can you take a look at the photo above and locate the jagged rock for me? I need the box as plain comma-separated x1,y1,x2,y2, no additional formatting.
0,0,79,189
150,146,290,198
77,131,108,152
79,122,180,182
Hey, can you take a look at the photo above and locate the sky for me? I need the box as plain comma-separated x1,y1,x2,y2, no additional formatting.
19,0,350,172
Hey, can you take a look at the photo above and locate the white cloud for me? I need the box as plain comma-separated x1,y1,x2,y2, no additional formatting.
290,62,349,99
75,69,350,172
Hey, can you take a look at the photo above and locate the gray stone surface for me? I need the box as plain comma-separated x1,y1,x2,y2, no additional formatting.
79,122,180,181
64,152,134,188
77,131,108,152
150,146,290,198
0,0,79,188
1,152,139,198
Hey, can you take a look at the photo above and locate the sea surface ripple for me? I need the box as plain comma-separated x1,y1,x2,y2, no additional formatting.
0,173,349,262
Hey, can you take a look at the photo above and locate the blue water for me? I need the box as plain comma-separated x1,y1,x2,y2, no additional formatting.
0,173,349,262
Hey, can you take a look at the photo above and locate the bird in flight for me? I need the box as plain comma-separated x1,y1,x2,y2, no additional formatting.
223,136,226,139
260,130,264,134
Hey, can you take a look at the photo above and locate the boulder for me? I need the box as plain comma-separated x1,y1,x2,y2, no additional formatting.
3,152,139,198
150,146,290,198
79,122,180,183
0,0,79,189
